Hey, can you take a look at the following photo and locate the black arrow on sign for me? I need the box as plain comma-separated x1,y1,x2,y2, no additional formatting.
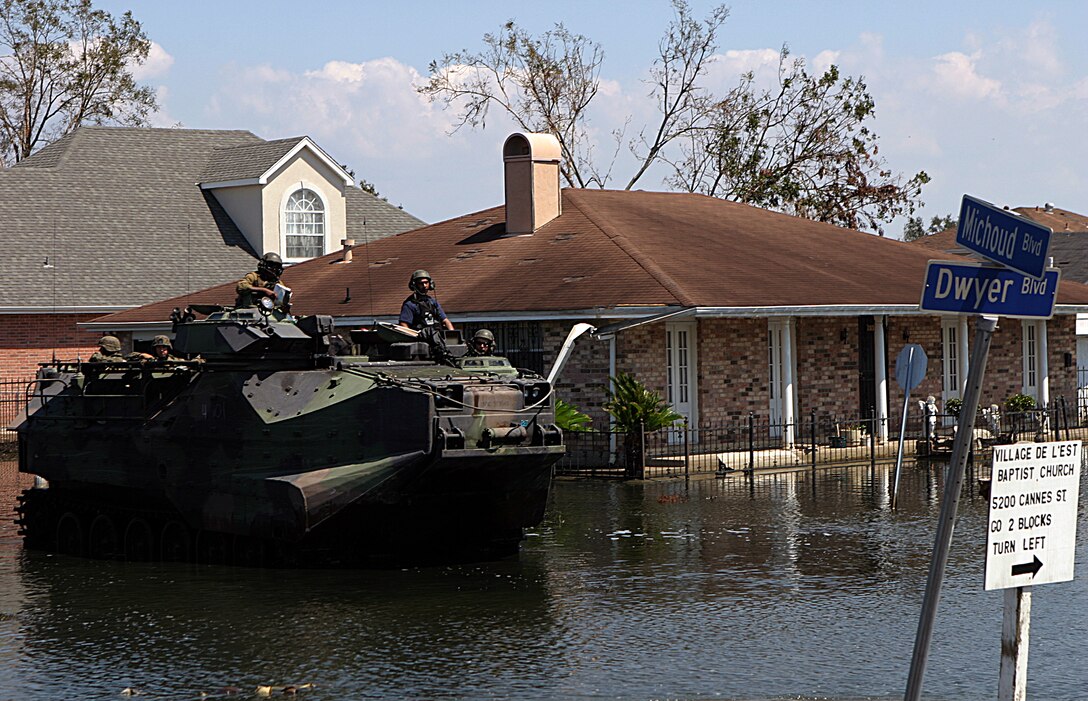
1011,555,1043,578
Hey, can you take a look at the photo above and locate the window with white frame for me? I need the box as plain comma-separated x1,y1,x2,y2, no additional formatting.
941,319,959,400
284,188,325,259
1022,320,1038,398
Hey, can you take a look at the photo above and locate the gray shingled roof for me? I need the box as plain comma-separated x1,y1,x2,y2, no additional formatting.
199,137,304,183
0,127,425,308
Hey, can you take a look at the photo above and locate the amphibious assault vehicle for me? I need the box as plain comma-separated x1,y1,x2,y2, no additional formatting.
14,305,565,567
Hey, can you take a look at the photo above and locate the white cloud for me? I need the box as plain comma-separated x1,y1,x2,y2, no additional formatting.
812,50,840,74
147,86,180,128
1018,21,1062,76
306,60,366,83
930,51,1002,101
130,41,174,80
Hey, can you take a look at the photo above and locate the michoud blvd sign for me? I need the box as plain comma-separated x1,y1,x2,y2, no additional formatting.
956,195,1052,279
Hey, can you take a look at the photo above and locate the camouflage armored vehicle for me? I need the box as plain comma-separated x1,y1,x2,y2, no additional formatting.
14,305,564,567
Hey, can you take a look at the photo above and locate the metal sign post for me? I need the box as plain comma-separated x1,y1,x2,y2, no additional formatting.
904,315,998,701
892,344,928,509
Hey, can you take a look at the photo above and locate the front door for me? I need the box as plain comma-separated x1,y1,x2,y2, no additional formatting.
666,321,697,440
858,315,876,421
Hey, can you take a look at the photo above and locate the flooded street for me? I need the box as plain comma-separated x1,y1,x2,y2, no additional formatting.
0,457,1085,700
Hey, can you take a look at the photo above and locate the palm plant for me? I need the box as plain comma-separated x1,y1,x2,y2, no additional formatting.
604,373,682,477
555,399,592,433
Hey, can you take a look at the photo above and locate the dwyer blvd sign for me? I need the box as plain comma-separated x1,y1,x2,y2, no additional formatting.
920,261,1060,319
957,195,1053,279
984,440,1082,590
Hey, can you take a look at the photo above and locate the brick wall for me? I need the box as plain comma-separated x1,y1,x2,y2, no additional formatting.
531,313,1081,429
0,313,103,381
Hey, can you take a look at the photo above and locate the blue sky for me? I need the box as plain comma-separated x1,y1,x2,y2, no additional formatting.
99,1,1088,237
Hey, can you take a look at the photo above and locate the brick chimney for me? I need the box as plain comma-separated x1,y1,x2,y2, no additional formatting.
503,132,562,234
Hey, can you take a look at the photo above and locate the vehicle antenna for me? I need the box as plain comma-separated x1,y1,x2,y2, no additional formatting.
48,218,57,362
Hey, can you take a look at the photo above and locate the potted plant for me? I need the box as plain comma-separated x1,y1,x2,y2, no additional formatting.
944,397,963,419
1004,393,1036,413
838,422,864,447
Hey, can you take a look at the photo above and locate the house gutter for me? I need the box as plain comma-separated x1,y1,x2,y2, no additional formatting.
1,306,131,314
77,302,1088,333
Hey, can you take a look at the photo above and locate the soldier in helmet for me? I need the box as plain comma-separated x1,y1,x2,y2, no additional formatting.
398,269,454,332
89,335,125,362
235,252,284,307
130,335,181,362
468,329,497,356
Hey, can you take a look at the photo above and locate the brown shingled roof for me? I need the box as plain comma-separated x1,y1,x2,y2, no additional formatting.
95,189,1088,325
911,205,1088,285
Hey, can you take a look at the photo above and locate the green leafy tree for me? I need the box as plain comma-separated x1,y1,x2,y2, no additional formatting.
555,398,592,432
420,2,926,233
666,48,929,235
903,213,957,241
0,0,156,165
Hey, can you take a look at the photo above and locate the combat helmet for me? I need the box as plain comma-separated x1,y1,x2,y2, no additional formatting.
98,335,121,353
258,252,283,280
471,329,496,354
408,269,434,293
151,335,173,349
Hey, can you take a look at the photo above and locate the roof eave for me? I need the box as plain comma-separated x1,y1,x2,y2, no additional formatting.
259,137,354,187
199,178,260,190
1,306,132,315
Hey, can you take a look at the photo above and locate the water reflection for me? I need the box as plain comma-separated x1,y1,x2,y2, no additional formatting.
0,458,1085,700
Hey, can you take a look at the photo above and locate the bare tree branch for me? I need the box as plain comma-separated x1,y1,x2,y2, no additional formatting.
0,0,156,165
420,6,927,234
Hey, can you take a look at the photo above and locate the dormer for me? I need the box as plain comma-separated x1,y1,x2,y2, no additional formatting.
199,136,354,262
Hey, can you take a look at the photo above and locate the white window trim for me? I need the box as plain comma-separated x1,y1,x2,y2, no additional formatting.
665,320,699,431
941,317,961,403
279,181,331,263
1022,320,1039,400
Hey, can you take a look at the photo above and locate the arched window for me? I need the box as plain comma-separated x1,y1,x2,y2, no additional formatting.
284,188,325,258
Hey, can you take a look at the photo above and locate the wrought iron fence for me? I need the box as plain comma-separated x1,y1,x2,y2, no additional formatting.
0,379,27,445
556,403,1078,479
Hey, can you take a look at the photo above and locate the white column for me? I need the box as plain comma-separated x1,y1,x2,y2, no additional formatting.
609,335,617,458
875,315,888,441
783,317,795,445
958,316,970,394
1039,320,1050,408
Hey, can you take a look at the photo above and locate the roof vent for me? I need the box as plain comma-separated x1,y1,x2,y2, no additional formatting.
503,133,562,235
1044,202,1055,212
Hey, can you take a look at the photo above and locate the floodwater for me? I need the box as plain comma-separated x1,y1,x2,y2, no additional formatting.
0,457,1085,701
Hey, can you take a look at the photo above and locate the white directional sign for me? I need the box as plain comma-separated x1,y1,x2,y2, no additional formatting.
985,440,1082,590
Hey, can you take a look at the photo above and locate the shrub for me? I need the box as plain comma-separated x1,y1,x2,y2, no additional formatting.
944,397,963,417
555,399,592,432
604,373,682,434
1004,393,1037,413
604,373,682,478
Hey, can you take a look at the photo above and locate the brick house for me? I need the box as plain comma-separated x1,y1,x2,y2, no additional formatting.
0,127,423,381
914,204,1088,390
89,133,1088,442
